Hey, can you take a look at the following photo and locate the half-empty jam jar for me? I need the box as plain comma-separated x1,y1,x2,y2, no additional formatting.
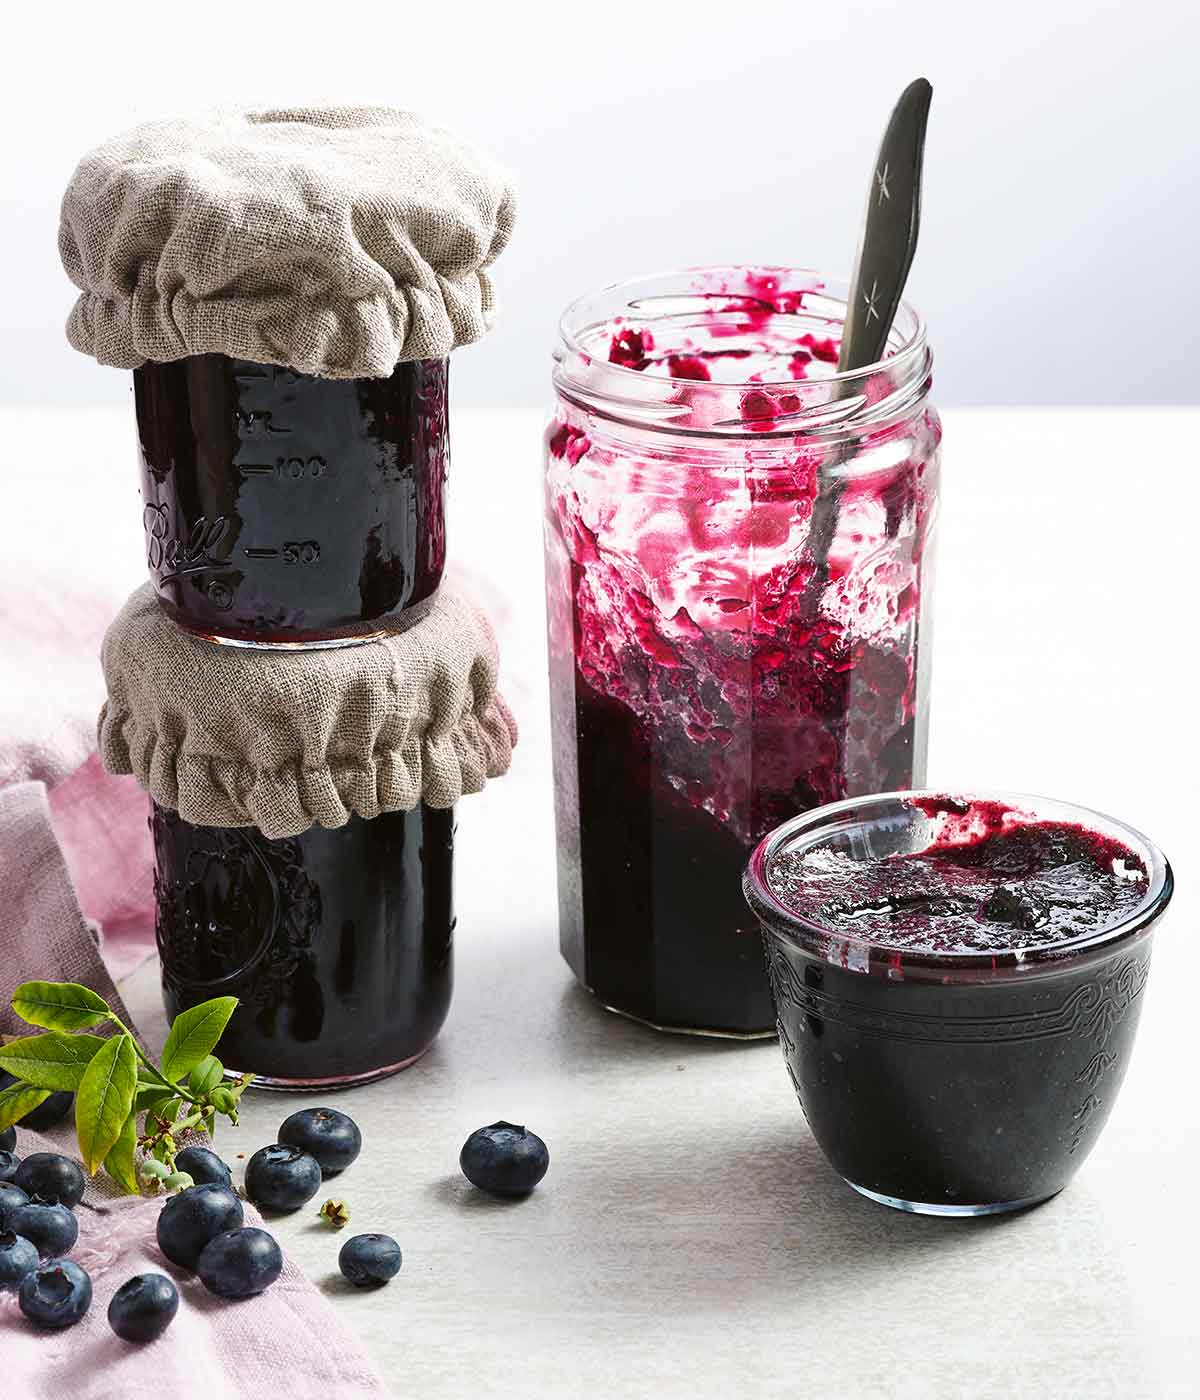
135,355,448,646
152,803,455,1087
544,266,941,1035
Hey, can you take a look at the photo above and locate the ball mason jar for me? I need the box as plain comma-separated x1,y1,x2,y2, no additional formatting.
134,355,448,646
151,803,455,1087
544,266,941,1035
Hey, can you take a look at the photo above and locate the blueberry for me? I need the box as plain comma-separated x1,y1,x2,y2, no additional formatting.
0,1073,73,1131
155,1183,244,1270
459,1122,550,1197
8,1199,78,1257
0,1125,14,1154
14,1152,86,1209
244,1144,322,1213
0,1230,38,1290
107,1272,179,1343
0,1182,29,1230
196,1227,283,1299
278,1107,362,1177
338,1233,402,1287
0,1150,20,1183
174,1145,232,1188
18,1258,92,1329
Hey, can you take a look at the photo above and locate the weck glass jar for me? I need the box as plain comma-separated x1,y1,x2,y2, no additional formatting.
152,803,455,1087
135,355,448,646
544,266,941,1035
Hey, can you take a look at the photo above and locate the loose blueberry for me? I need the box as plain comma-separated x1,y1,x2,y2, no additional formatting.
0,1125,15,1154
155,1183,244,1270
0,1150,20,1183
18,1258,92,1329
459,1122,550,1197
14,1152,86,1209
278,1107,362,1177
8,1199,79,1257
0,1230,39,1290
196,1227,283,1299
0,1182,29,1230
0,1074,73,1132
244,1144,322,1213
174,1145,233,1188
338,1233,402,1287
107,1272,179,1343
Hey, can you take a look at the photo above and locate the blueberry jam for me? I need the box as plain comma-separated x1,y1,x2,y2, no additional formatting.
546,267,938,1033
135,355,448,644
767,800,1150,956
745,793,1172,1212
152,803,454,1085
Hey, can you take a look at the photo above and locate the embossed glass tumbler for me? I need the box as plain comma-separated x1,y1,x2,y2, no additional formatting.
742,791,1173,1216
134,355,448,647
152,803,455,1088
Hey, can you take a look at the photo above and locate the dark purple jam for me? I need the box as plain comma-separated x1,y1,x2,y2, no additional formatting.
750,797,1166,1210
767,801,1150,956
135,355,448,644
151,803,455,1085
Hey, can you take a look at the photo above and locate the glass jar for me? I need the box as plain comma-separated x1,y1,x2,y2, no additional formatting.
151,803,455,1087
135,355,448,646
544,266,941,1036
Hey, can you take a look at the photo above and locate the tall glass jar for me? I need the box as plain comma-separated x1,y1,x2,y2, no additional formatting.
151,803,455,1087
135,355,448,647
544,266,941,1035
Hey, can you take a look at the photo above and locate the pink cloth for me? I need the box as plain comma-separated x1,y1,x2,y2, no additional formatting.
0,781,130,1034
48,756,155,982
0,1130,388,1399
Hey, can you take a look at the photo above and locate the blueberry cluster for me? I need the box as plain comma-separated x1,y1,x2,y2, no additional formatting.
0,1148,92,1330
0,1105,549,1338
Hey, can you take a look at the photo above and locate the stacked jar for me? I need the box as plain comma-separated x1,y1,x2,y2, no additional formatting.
60,107,518,1087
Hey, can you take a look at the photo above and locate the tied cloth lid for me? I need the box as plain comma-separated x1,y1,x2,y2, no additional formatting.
59,106,517,380
99,583,517,840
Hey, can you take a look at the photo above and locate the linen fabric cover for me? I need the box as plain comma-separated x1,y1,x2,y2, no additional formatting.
59,106,516,378
99,583,517,839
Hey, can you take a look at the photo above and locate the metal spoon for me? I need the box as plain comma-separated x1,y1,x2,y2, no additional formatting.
801,77,932,607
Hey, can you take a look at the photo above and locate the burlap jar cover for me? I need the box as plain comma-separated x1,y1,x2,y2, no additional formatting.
99,584,517,839
59,106,517,379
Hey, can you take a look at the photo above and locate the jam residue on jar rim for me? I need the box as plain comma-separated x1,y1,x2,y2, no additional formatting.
744,790,1173,982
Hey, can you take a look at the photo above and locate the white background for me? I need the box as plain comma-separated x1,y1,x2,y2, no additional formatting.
1,0,1197,410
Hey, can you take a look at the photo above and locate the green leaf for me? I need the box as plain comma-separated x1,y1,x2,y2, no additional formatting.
0,1082,52,1133
188,1054,224,1096
75,1032,137,1175
0,1032,108,1091
160,998,238,1083
10,981,111,1032
135,1087,178,1118
103,1111,140,1195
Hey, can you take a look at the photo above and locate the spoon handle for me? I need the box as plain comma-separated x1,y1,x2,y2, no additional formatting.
838,77,932,374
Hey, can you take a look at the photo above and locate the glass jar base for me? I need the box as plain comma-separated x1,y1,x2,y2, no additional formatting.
847,1180,1060,1217
597,994,776,1041
225,1045,433,1092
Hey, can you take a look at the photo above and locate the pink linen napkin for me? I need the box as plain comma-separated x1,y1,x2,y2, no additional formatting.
0,1129,389,1400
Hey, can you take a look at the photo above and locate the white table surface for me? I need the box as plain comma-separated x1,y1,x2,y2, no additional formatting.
5,405,1199,1399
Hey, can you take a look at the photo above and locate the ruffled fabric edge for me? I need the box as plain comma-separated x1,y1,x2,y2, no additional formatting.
98,689,517,841
64,268,503,379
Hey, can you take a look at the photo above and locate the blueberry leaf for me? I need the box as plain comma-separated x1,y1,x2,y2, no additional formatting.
0,1032,108,1091
188,1054,224,1096
0,1081,52,1132
103,1109,140,1195
160,998,238,1083
10,980,112,1032
76,1031,138,1175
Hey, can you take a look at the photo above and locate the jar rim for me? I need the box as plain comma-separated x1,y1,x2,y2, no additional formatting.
742,788,1173,983
554,264,932,441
